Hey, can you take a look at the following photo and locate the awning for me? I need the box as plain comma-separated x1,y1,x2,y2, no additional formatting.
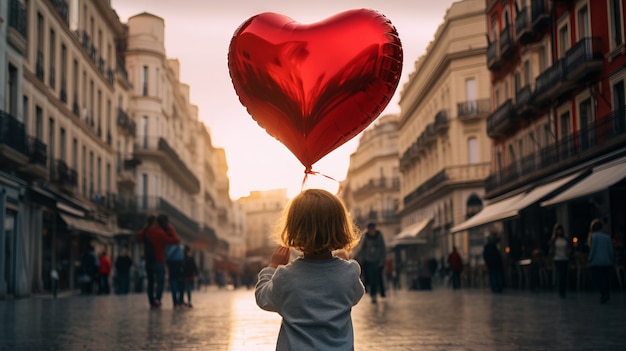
541,158,626,207
60,214,113,237
450,194,523,233
392,219,430,246
451,172,582,233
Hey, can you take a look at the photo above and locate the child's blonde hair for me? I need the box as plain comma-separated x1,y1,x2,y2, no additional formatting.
274,189,360,253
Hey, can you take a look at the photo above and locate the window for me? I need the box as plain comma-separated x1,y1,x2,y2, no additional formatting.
577,4,590,39
468,137,479,164
141,174,148,209
538,46,547,72
612,80,625,133
60,44,67,101
609,0,624,49
35,106,43,139
97,89,101,135
7,64,18,117
82,145,87,195
466,194,483,218
141,116,148,148
97,156,101,194
72,60,79,107
48,118,55,172
142,66,148,96
558,24,570,59
60,128,66,162
72,138,78,169
579,98,594,150
49,29,56,89
523,60,531,86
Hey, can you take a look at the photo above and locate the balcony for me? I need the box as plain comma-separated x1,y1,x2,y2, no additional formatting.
17,137,47,180
51,159,78,193
499,25,515,58
531,0,550,31
422,123,437,145
117,158,140,188
515,85,534,118
117,108,136,136
404,163,490,206
115,196,200,242
352,177,400,199
7,0,27,54
534,59,568,104
0,110,28,167
487,99,519,138
565,37,603,82
485,108,626,194
515,6,534,44
47,0,69,26
434,110,449,133
134,137,200,194
457,99,491,121
487,40,500,71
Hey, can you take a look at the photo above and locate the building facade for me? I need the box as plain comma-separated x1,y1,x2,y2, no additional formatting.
342,114,401,245
398,0,491,282
452,0,626,290
0,1,240,298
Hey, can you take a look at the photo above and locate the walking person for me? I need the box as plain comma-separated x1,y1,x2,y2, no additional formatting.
483,235,504,294
182,245,199,307
98,250,112,294
448,246,463,290
165,242,185,309
587,219,614,304
255,189,364,350
354,222,386,303
136,214,180,309
114,248,133,294
79,245,99,294
549,223,572,298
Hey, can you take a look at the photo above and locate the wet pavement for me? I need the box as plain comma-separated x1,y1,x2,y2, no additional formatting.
0,286,624,351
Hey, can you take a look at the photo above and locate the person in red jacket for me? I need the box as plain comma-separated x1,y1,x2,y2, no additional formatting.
136,214,180,308
98,250,112,294
448,246,463,290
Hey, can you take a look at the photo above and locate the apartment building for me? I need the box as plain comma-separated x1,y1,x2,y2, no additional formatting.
238,189,289,263
342,114,401,246
398,0,491,275
0,2,239,298
452,0,626,287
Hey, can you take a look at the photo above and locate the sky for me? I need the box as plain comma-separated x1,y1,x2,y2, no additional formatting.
111,0,458,199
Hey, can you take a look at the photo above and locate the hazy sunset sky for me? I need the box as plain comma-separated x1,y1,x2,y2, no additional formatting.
111,0,458,199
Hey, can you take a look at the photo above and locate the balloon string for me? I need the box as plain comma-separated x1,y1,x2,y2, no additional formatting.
301,168,344,195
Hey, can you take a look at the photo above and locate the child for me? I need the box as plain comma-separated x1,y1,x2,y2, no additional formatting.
255,188,365,351
182,245,198,307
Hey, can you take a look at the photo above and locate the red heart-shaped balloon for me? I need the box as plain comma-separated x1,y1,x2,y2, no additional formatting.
228,9,403,171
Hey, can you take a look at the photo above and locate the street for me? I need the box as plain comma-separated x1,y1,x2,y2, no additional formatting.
1,287,624,351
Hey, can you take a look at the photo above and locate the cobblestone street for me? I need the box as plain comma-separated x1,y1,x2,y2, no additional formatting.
1,287,624,351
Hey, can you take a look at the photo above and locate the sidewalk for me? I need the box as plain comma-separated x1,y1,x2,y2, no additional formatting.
1,286,624,350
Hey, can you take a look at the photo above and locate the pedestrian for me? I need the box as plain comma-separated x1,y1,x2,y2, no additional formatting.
165,241,185,309
354,222,387,303
182,245,199,307
136,214,180,309
483,234,504,293
114,248,133,294
448,246,463,290
587,218,614,304
255,188,364,351
51,267,59,298
98,250,112,294
548,223,572,298
79,245,99,294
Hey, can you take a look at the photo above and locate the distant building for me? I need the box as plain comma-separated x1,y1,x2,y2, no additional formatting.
238,189,289,261
398,0,491,274
342,114,401,246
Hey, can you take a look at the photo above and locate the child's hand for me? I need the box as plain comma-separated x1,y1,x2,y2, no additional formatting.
269,246,290,268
